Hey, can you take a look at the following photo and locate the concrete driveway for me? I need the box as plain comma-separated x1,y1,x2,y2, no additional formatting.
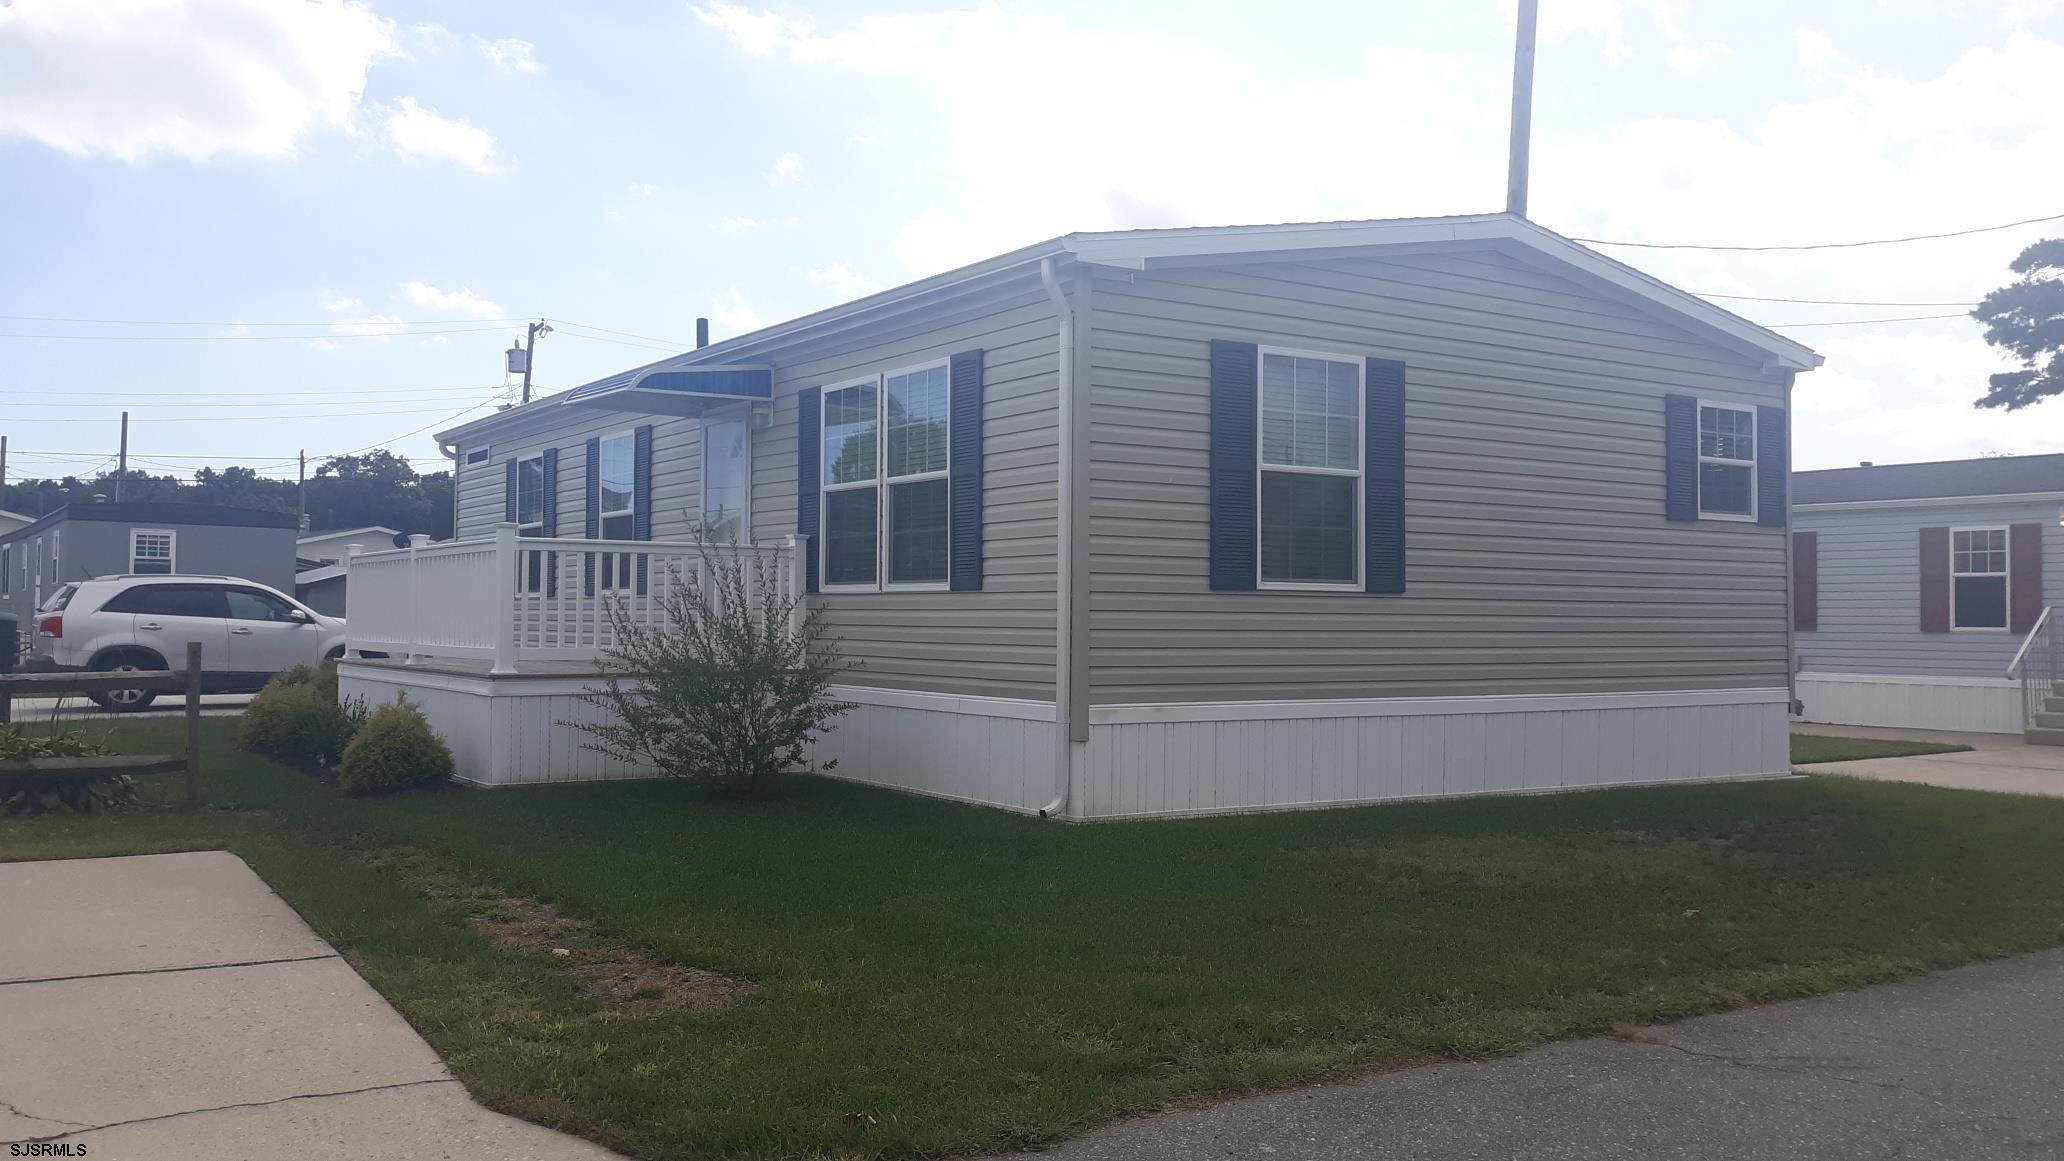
1019,950,2064,1160
1794,723,2064,797
0,851,619,1160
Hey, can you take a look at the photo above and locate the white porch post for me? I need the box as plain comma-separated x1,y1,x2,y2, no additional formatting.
491,522,520,675
785,533,805,638
404,533,431,665
343,544,363,658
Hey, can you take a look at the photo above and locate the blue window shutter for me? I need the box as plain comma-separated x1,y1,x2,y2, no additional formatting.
583,436,600,596
948,349,985,591
503,459,518,524
797,387,821,593
1756,405,1787,528
1663,394,1697,522
633,424,654,594
1365,358,1407,594
539,448,559,597
1209,339,1259,591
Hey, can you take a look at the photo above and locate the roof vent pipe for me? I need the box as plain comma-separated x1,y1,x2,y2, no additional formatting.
1859,461,1873,468
695,317,710,348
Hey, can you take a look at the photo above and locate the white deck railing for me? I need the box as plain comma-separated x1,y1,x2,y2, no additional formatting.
343,524,804,672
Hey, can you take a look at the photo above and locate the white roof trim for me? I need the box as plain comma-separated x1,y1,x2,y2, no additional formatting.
296,563,348,584
1794,491,2064,513
298,525,399,545
440,214,1819,443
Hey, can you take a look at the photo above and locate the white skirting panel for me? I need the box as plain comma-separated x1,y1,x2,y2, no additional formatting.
337,664,659,786
810,685,1058,813
1795,672,2022,735
1074,688,1793,820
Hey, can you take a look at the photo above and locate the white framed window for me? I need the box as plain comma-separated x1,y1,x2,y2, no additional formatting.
1697,403,1756,520
702,414,751,543
130,528,176,575
596,432,637,589
1951,526,2009,631
820,361,952,591
1258,348,1362,588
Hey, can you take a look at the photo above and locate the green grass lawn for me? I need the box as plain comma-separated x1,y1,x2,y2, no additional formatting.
7,719,2064,1160
1790,733,1975,764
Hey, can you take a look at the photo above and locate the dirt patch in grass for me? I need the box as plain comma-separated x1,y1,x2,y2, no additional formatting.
366,846,752,1015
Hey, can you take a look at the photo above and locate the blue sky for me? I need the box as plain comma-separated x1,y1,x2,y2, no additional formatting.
4,0,2064,485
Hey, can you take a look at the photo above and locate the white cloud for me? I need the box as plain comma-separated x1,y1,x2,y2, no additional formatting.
480,36,538,74
848,131,876,145
768,150,802,185
403,281,505,319
379,97,500,173
627,181,657,198
806,263,877,298
692,2,815,54
313,291,403,349
717,215,760,232
708,289,761,333
1666,40,1729,74
0,0,396,163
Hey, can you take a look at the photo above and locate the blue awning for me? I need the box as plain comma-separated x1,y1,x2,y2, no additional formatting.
565,365,773,417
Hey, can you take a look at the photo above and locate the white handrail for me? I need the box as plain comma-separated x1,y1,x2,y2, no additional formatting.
2007,605,2052,678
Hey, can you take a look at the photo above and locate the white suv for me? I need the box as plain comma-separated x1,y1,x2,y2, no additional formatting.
31,575,349,711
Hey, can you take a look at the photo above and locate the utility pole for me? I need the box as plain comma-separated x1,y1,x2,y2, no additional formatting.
521,320,552,404
115,411,129,501
1,435,8,498
1506,0,1540,218
298,450,308,534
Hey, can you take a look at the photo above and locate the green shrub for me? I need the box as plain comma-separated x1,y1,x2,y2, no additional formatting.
241,663,365,770
0,724,136,816
338,697,454,796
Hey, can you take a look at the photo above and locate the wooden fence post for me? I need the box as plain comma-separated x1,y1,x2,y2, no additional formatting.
184,641,202,808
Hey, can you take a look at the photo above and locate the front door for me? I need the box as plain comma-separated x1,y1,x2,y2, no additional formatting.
224,586,322,680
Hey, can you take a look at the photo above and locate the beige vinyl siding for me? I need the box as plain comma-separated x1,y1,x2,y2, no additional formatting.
1795,499,2064,679
451,281,1060,701
749,285,1059,700
1085,249,1792,704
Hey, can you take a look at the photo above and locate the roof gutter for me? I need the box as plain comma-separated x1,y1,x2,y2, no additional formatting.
1038,255,1075,820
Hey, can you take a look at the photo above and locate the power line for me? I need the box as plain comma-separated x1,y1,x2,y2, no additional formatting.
1695,292,1979,307
1575,210,2064,252
9,395,505,410
12,385,510,398
17,404,492,423
0,313,531,327
322,397,505,458
1764,312,1971,329
0,324,512,343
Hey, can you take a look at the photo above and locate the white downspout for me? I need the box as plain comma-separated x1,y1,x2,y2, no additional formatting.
1039,255,1074,819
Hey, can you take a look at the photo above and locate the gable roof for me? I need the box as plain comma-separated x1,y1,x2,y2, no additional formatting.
298,525,400,545
440,213,1821,444
1795,454,2064,505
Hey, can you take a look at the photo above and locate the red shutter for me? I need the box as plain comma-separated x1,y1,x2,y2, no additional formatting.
2011,523,2044,633
1792,531,1818,631
1919,527,1950,633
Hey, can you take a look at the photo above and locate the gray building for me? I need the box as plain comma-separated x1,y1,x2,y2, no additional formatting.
1793,455,2064,733
342,214,1823,815
0,502,300,627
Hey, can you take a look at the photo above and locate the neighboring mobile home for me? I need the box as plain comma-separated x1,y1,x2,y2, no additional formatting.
296,526,403,616
339,214,1822,819
0,501,300,628
1792,455,2064,735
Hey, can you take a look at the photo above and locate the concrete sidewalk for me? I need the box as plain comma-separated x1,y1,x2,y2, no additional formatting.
0,851,619,1160
1793,722,2064,797
1019,950,2064,1160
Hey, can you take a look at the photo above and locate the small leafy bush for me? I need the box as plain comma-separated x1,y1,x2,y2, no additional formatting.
338,696,454,796
573,540,853,799
241,661,365,770
0,724,137,816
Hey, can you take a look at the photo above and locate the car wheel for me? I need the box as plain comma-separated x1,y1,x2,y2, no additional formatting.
87,651,162,712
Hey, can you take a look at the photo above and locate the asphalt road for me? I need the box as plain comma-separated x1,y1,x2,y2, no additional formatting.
1018,950,2064,1160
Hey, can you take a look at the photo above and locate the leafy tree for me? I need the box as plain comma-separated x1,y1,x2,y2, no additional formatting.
1973,238,2064,411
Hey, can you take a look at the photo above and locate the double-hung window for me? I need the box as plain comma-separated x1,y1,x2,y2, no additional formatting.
821,362,951,589
1697,404,1756,519
1259,350,1362,587
130,529,176,575
595,433,636,589
1951,527,2009,630
515,455,548,591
